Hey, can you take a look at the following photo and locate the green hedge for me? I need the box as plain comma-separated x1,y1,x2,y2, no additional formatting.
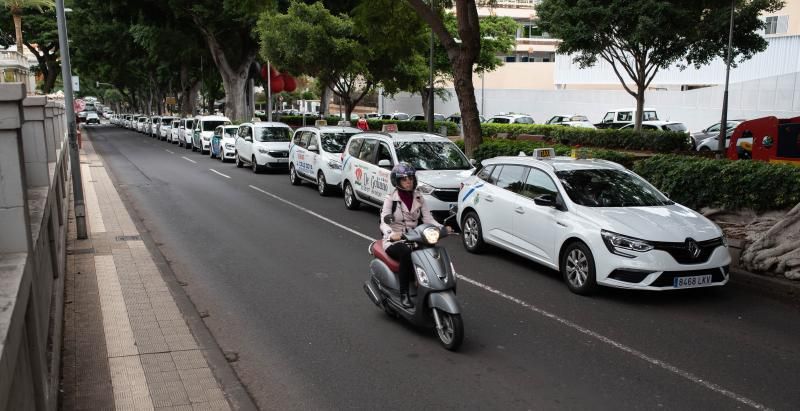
633,155,800,211
479,123,690,153
459,138,638,169
258,115,458,135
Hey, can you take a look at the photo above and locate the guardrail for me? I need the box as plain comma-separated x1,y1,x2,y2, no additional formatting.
0,83,69,411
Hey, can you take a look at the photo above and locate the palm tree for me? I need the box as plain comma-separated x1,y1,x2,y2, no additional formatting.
2,0,53,54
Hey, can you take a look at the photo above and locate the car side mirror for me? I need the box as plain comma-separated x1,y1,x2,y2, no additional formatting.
469,158,476,166
534,194,556,208
307,144,319,152
377,159,392,168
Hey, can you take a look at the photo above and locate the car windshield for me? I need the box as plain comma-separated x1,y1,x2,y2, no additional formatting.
555,169,673,207
255,126,291,142
223,128,237,137
491,117,510,124
162,118,172,125
203,121,228,131
665,123,687,132
321,132,358,153
393,141,471,170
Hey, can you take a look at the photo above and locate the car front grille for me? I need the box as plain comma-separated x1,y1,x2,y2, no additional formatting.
431,189,460,203
269,150,289,158
608,269,653,283
650,266,728,287
651,237,724,264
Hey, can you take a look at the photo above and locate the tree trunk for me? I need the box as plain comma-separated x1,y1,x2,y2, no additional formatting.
13,14,23,55
452,57,481,157
634,86,645,132
320,85,330,116
740,202,800,280
44,59,59,93
187,80,201,116
420,87,430,122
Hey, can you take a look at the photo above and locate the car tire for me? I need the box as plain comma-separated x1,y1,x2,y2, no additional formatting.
561,241,597,295
209,149,215,159
461,211,486,253
317,171,330,196
251,156,260,174
343,181,360,210
699,146,710,152
236,153,243,168
289,164,301,185
178,140,183,148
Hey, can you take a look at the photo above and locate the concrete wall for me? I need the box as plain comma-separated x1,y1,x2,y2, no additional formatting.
0,83,69,411
383,73,800,132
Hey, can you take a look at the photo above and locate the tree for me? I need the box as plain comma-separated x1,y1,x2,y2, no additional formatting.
1,0,52,54
536,0,784,131
0,6,59,92
403,0,484,156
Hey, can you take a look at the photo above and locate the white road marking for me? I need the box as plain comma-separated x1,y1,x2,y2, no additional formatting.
210,169,231,179
165,149,174,154
247,183,770,411
181,156,197,164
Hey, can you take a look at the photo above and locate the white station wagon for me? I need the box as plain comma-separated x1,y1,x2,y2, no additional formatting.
457,149,731,294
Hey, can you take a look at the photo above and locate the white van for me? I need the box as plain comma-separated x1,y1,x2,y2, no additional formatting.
192,115,231,154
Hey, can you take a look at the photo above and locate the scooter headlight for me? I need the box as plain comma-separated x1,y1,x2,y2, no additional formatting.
422,227,440,245
415,266,430,287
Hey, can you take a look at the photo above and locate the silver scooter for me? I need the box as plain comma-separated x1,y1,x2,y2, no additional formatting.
363,210,464,350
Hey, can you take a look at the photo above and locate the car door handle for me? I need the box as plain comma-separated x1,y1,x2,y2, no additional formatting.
514,207,524,214
485,195,494,202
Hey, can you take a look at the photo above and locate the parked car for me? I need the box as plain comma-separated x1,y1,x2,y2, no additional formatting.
288,122,363,195
408,113,446,122
619,121,688,133
169,119,181,143
486,114,535,124
546,114,596,129
447,113,486,124
364,113,381,120
380,112,410,121
179,118,196,149
690,120,744,150
234,121,293,173
159,116,176,140
149,116,161,137
210,125,239,161
340,129,474,221
457,149,730,295
192,115,231,154
595,108,659,129
85,112,100,125
136,116,148,133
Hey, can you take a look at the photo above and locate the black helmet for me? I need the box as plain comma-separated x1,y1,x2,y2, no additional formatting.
390,162,417,190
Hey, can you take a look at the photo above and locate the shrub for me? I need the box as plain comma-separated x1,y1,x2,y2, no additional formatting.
467,139,638,169
633,155,800,211
365,119,459,135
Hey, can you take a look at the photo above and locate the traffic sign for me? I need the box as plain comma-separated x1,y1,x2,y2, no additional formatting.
72,76,80,92
73,98,85,112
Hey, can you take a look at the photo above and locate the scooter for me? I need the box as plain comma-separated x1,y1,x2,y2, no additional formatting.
363,211,464,350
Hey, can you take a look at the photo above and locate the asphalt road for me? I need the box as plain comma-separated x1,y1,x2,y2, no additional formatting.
88,124,800,410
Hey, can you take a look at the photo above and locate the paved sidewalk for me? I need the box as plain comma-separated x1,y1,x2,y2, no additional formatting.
61,138,234,411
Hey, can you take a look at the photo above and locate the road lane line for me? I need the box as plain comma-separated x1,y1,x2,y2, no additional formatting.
165,149,175,154
248,185,373,241
181,156,197,164
246,183,770,410
210,169,231,179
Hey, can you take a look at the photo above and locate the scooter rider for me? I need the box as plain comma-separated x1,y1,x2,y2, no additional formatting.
380,163,451,308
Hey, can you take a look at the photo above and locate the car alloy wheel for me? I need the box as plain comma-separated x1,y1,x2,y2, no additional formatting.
461,212,485,253
343,182,359,210
317,172,328,196
561,242,597,295
289,165,301,185
236,154,243,168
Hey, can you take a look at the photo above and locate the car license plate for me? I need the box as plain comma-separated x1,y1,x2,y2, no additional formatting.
673,274,713,288
276,158,288,163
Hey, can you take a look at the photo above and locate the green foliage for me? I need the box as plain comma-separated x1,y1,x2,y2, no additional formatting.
634,155,800,212
479,123,689,152
466,139,638,169
365,120,458,135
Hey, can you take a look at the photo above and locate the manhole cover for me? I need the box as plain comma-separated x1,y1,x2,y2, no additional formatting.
115,235,141,241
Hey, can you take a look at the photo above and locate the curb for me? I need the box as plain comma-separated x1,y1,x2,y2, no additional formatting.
727,239,800,306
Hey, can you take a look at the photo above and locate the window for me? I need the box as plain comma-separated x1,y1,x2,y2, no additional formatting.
394,141,471,170
476,165,495,182
348,139,363,157
254,126,291,142
556,169,671,207
521,24,544,38
490,117,510,124
765,16,787,35
358,139,378,162
617,111,632,122
321,132,358,153
602,112,615,123
308,134,320,149
377,143,393,166
642,111,659,121
495,165,528,194
515,117,534,124
505,56,516,63
292,131,305,146
520,168,558,200
707,123,720,133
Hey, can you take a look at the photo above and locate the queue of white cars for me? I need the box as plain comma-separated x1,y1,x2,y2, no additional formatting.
110,115,730,295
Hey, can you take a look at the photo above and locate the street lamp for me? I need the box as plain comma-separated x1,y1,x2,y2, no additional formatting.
717,0,736,158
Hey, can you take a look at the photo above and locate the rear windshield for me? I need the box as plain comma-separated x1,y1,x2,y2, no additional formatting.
665,123,687,132
643,111,658,121
223,128,237,137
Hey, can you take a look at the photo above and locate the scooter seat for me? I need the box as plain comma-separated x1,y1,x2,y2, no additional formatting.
372,240,401,273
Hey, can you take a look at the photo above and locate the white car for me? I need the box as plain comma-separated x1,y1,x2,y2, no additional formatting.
211,125,239,161
192,115,231,154
457,149,730,295
85,112,100,125
179,118,196,149
169,119,181,143
159,116,176,140
288,123,362,195
136,116,148,133
546,114,596,129
408,113,446,122
340,129,474,221
380,112,410,121
486,114,535,124
234,121,292,173
619,121,688,133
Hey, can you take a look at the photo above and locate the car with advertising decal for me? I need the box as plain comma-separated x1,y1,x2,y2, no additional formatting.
457,148,731,295
234,121,293,173
289,121,363,196
210,125,239,161
340,126,474,221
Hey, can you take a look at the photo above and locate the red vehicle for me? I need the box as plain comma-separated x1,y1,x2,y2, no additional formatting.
727,116,800,166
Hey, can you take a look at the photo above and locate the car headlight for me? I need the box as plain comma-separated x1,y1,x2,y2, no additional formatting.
601,229,653,258
415,266,430,287
417,182,435,195
225,143,235,149
422,227,440,245
258,148,269,154
327,159,342,169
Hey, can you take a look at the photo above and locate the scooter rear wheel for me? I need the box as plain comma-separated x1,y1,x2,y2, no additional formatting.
435,310,463,351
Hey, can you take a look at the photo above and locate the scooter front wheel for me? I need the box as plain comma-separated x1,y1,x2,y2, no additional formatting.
434,309,463,351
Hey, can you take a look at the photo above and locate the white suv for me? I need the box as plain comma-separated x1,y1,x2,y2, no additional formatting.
192,115,231,154
340,130,474,221
234,122,293,173
289,123,362,195
486,113,535,124
457,149,730,295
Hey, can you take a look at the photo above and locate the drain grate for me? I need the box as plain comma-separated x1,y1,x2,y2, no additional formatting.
115,235,142,241
68,248,95,255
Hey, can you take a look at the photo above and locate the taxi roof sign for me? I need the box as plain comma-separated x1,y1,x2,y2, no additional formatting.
315,120,328,127
533,148,555,159
381,124,398,133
